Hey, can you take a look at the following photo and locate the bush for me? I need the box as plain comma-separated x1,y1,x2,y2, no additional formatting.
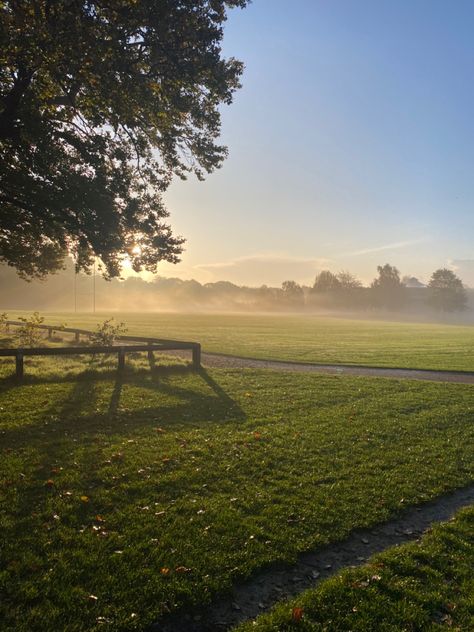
16,312,44,347
0,312,8,333
90,319,127,346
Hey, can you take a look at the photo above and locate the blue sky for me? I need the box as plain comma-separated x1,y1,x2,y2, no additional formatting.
154,0,474,286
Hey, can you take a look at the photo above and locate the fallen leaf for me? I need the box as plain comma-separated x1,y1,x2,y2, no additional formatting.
80,495,89,503
292,607,304,622
160,567,170,575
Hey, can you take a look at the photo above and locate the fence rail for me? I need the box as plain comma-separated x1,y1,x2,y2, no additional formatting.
1,321,201,379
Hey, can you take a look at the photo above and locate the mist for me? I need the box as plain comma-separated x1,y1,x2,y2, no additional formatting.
1,261,473,325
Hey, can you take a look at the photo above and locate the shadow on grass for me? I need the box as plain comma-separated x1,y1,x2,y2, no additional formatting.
0,365,246,451
0,364,247,539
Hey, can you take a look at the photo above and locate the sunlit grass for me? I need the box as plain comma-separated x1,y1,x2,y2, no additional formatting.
1,365,473,631
13,311,474,372
236,506,474,631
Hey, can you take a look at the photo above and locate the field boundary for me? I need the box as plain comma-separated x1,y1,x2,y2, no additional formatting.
1,320,201,378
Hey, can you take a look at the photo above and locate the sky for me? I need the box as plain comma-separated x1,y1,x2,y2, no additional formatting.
139,0,474,287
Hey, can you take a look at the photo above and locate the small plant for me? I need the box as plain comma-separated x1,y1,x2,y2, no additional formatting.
90,318,127,346
16,312,45,347
0,312,8,332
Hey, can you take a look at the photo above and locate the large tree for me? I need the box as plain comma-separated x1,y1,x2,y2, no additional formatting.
312,270,341,292
428,268,467,312
0,0,247,278
370,263,406,309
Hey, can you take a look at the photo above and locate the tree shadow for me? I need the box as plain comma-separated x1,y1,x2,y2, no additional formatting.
1,366,247,539
1,366,246,451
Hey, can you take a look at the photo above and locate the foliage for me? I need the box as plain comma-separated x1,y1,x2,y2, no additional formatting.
89,318,127,346
336,270,362,289
1,367,473,630
0,311,8,331
370,263,406,308
0,1,248,279
312,270,341,292
371,263,404,289
15,311,44,347
237,506,474,631
428,268,467,312
281,280,304,304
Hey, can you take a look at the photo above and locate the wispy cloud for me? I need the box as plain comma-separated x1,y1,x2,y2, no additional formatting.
343,237,429,257
199,253,331,269
197,253,333,285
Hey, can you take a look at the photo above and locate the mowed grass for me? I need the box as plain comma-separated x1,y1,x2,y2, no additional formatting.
17,311,474,372
237,506,474,632
1,362,473,631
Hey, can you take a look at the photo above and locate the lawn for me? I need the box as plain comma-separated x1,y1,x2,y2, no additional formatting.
237,506,474,631
1,362,473,631
12,311,474,372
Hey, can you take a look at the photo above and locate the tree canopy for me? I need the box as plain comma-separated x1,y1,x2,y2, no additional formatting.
428,268,467,312
371,264,403,289
0,0,247,278
312,270,341,292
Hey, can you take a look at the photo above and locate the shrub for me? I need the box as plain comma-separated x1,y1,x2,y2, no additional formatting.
16,312,45,347
0,312,8,332
90,319,127,346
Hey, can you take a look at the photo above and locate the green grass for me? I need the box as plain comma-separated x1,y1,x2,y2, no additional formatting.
1,363,473,631
12,311,474,372
236,506,474,631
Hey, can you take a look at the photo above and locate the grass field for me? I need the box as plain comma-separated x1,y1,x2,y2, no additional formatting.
237,506,474,631
10,311,474,372
1,361,473,631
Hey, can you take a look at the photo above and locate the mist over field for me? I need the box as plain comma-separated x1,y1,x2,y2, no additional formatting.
2,260,473,324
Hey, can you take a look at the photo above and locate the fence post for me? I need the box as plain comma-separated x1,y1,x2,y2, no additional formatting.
16,351,24,379
75,331,80,343
192,344,201,369
118,347,125,371
48,328,53,339
147,342,154,362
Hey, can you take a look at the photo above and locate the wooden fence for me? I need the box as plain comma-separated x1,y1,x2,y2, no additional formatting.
0,321,201,379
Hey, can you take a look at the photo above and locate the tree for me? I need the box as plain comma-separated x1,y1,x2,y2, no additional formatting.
336,270,362,289
281,280,304,307
428,268,467,312
312,270,341,292
0,1,247,278
371,264,406,309
371,264,404,290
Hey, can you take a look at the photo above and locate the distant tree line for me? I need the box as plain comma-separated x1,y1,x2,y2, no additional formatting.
307,264,467,312
0,261,469,314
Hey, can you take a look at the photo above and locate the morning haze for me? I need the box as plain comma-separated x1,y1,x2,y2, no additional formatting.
1,2,474,632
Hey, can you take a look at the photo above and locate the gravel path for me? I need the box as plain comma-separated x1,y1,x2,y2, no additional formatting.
150,484,474,632
202,353,474,384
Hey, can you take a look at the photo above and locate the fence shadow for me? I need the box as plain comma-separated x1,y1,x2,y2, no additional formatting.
1,365,246,451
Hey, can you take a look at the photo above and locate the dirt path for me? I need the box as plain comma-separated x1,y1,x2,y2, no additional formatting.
202,353,474,384
150,484,474,632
